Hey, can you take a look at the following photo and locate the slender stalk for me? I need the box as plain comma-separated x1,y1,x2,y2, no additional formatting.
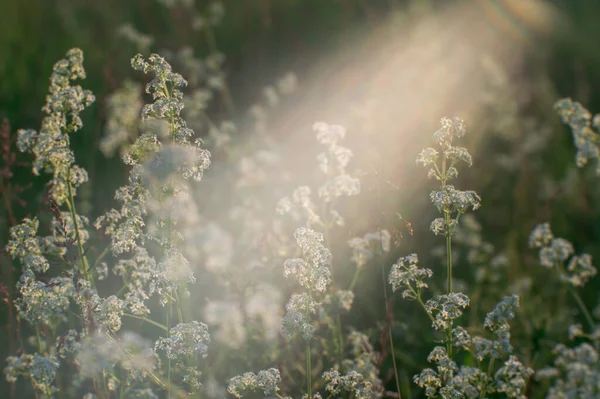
444,215,454,359
479,358,495,399
322,211,345,363
66,167,90,277
556,262,595,331
348,266,360,292
123,313,169,332
567,284,595,331
415,295,435,324
306,339,312,398
104,333,167,389
305,288,312,399
336,313,344,362
381,260,402,399
35,327,43,354
91,245,110,272
166,305,172,399
445,228,452,294
204,25,235,115
374,164,402,399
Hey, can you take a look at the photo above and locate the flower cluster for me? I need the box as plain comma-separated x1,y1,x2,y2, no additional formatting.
227,368,282,398
388,254,433,300
283,227,332,292
281,292,319,341
538,339,600,398
155,321,211,360
322,370,375,399
17,49,95,202
529,223,597,286
417,117,480,237
314,122,361,203
555,98,600,174
414,296,532,398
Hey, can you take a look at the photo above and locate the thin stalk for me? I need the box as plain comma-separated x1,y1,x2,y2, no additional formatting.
305,288,312,399
35,327,43,354
479,358,495,399
348,266,360,292
204,25,235,114
123,314,169,332
445,228,452,294
567,284,595,331
104,333,167,389
415,295,435,324
556,262,595,331
306,339,312,398
375,165,402,399
66,168,90,277
322,211,345,363
336,313,344,362
174,289,184,324
444,217,453,359
381,261,402,399
91,245,110,272
167,305,172,399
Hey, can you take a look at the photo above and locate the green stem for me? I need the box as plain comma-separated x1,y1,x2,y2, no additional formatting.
123,313,169,332
415,293,435,324
91,245,110,272
374,163,402,399
336,313,344,362
167,305,172,399
66,167,91,279
444,217,454,359
306,338,312,398
204,24,235,115
567,284,595,331
556,262,595,331
348,266,361,292
479,358,495,399
305,288,312,399
104,333,167,389
35,327,44,354
382,260,402,399
174,289,184,324
445,229,452,294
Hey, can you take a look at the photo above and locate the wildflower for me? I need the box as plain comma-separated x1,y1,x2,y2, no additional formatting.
323,369,375,399
281,293,318,341
155,321,211,359
425,293,470,330
388,254,433,300
4,354,59,396
16,48,94,205
283,227,332,292
227,368,281,398
555,98,600,174
494,356,534,399
5,218,49,273
528,223,554,248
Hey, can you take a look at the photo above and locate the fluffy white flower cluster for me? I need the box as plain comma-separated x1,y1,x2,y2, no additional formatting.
555,98,600,174
529,223,597,286
227,368,282,398
17,48,94,205
388,253,433,300
417,117,480,237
